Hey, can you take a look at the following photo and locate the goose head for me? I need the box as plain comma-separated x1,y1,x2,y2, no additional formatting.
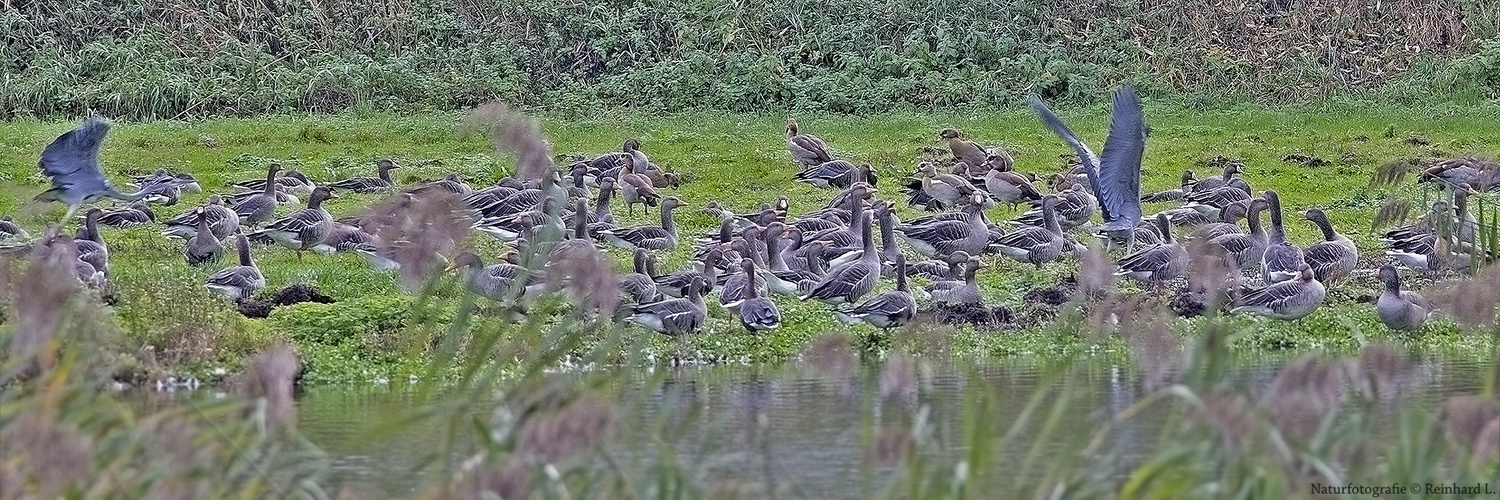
444,251,483,272
938,128,963,140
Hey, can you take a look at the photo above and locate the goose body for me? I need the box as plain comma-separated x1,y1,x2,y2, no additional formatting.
833,254,917,329
927,256,986,306
184,208,224,266
249,187,337,256
992,196,1073,267
628,276,708,336
1259,190,1303,284
206,234,265,300
600,197,682,251
786,119,835,169
895,192,990,258
326,159,399,193
1375,265,1433,331
800,212,880,305
1301,208,1358,286
233,164,284,228
1230,264,1325,320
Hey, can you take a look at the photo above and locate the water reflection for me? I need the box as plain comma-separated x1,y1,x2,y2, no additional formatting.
127,356,1492,498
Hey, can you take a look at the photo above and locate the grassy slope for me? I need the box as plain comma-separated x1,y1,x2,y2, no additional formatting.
0,104,1495,382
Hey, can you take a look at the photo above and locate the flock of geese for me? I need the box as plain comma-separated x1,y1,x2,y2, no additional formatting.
11,87,1480,344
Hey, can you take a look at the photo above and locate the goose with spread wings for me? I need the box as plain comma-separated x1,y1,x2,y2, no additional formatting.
34,117,152,222
1029,86,1147,251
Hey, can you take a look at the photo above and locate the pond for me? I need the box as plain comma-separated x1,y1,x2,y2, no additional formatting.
132,355,1493,498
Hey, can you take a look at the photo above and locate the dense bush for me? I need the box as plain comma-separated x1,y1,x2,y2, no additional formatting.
5,0,1500,118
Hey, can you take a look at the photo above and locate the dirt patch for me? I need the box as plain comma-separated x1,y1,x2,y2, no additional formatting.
929,303,1015,330
234,284,336,319
1282,153,1329,167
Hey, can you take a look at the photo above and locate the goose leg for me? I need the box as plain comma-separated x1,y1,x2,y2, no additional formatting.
61,204,80,225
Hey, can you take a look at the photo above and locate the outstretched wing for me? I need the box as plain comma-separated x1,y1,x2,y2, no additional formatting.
1097,86,1146,227
39,116,114,195
1029,95,1101,200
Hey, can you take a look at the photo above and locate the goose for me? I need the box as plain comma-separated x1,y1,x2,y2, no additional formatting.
205,233,266,301
599,197,682,251
1375,264,1434,331
91,202,155,229
161,195,237,240
1190,163,1249,194
627,276,708,336
1184,184,1252,219
1419,157,1494,192
1114,213,1188,292
222,188,299,208
992,196,1073,267
0,216,30,242
618,156,661,215
618,248,662,304
184,208,224,267
1208,198,1270,272
1301,208,1358,286
1152,206,1213,227
940,128,989,168
829,200,901,269
1189,198,1254,242
1141,170,1198,203
723,258,780,333
1379,199,1452,244
656,248,723,298
907,251,970,281
719,252,770,308
312,222,379,255
1012,184,1097,232
983,156,1043,209
800,212,880,305
895,191,990,258
406,173,472,197
564,163,595,201
248,186,338,259
74,209,109,276
326,159,400,193
794,160,874,189
1260,190,1303,284
1031,85,1147,251
1230,263,1325,320
233,167,315,196
33,116,152,222
130,169,201,194
833,254,917,330
760,225,824,294
927,256,987,306
913,161,982,209
786,119,835,169
233,163,284,228
444,251,547,304
1384,233,1473,276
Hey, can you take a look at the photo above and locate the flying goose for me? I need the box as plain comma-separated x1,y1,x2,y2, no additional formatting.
786,119,835,170
1260,190,1303,284
33,116,152,222
1301,208,1358,287
205,233,266,301
326,159,400,193
627,276,708,336
248,186,338,259
833,254,917,330
1375,264,1434,331
1031,85,1147,250
599,197,682,251
1230,263,1325,320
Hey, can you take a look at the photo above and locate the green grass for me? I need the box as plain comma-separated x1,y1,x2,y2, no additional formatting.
2,103,1498,382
